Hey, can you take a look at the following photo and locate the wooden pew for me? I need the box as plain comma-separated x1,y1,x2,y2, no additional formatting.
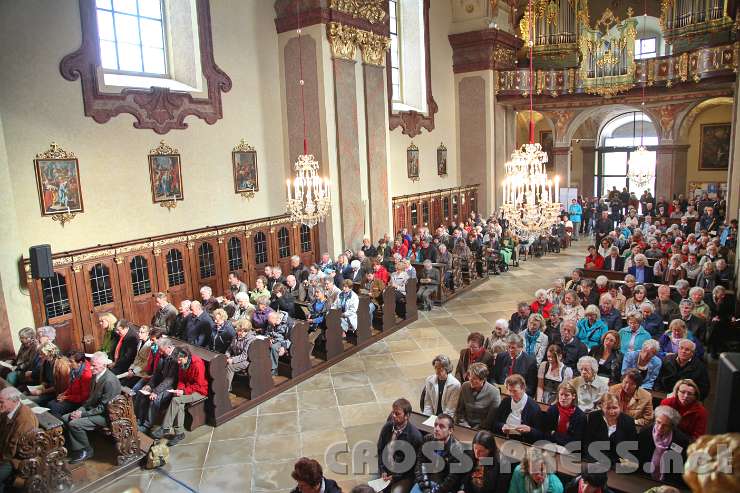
356,295,372,342
282,320,311,378
171,340,230,429
381,285,396,330
17,425,72,492
408,412,668,493
405,278,418,320
245,337,273,399
105,393,144,465
315,310,344,360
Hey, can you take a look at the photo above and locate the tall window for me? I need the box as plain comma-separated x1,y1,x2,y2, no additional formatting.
96,0,167,75
254,232,268,265
389,0,402,102
634,37,656,59
410,203,418,226
42,273,72,318
597,112,658,202
227,237,243,271
130,256,152,296
198,243,215,279
166,249,185,286
277,227,291,258
300,225,312,253
90,263,114,306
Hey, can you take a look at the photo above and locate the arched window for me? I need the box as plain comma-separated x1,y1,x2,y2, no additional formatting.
130,255,152,296
443,197,450,218
597,111,658,200
410,203,418,226
278,227,291,258
198,243,215,278
166,249,185,286
42,272,71,318
422,201,430,225
254,232,268,265
452,195,459,216
90,263,114,306
300,225,312,253
227,237,243,271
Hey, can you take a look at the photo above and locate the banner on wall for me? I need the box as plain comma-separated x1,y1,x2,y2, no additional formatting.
559,188,579,209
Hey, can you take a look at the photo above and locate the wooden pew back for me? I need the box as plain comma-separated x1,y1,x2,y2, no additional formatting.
246,337,272,398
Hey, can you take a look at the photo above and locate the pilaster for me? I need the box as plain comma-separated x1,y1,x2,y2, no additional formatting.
581,146,596,198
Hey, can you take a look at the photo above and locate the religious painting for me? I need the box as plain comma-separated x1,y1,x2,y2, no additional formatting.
437,142,447,177
407,142,419,181
699,123,730,170
540,130,554,171
148,141,183,203
34,142,84,216
232,139,258,196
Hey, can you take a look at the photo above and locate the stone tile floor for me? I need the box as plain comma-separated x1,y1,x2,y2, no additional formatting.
94,247,586,493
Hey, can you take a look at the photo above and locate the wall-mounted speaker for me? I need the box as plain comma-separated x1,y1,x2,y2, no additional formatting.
29,244,53,279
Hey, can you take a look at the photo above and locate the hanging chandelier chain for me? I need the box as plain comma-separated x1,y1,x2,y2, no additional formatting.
528,0,534,144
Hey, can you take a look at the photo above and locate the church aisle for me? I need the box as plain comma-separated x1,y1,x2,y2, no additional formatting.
95,247,586,493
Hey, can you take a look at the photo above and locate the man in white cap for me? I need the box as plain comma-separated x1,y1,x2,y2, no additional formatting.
62,351,121,464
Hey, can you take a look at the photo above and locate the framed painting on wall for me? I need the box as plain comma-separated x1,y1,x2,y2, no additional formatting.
407,142,420,181
540,130,554,171
34,142,84,216
699,123,730,170
437,143,447,176
148,141,183,204
232,139,258,198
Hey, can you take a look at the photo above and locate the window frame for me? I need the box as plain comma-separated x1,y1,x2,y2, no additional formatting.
634,37,657,60
60,0,232,134
385,0,437,138
389,0,403,103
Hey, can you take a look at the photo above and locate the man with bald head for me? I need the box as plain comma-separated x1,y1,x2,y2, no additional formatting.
0,386,38,490
188,300,213,347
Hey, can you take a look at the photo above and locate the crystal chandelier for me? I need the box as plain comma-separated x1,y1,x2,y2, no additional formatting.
285,6,330,227
286,154,330,227
500,0,561,236
627,5,654,191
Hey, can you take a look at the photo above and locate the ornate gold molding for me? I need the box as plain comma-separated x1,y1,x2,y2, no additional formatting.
356,30,390,66
36,142,76,160
329,0,386,24
326,22,390,66
327,22,359,60
149,140,179,156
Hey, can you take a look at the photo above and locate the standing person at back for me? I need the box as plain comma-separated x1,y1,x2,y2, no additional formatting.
568,199,583,241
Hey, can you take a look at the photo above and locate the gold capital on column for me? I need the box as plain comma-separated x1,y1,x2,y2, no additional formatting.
327,22,359,61
357,30,390,67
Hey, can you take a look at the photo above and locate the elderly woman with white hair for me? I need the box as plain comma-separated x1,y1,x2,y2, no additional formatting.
575,305,608,350
570,356,609,412
422,354,461,418
689,286,711,320
530,289,554,319
546,279,566,306
559,290,585,322
621,338,662,390
624,285,649,315
617,310,652,354
231,291,255,322
628,253,654,283
637,405,690,484
484,319,510,357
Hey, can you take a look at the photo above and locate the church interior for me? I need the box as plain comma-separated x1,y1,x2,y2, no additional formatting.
0,0,739,492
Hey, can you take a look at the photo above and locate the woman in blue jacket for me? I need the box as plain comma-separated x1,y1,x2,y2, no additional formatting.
568,199,583,240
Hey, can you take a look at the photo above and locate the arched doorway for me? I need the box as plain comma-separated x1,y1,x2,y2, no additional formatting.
596,111,658,206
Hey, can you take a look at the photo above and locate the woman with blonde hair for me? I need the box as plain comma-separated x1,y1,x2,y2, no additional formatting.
536,344,573,404
660,378,707,441
97,312,118,355
27,342,70,406
559,290,585,322
541,382,585,445
658,319,704,359
523,314,548,363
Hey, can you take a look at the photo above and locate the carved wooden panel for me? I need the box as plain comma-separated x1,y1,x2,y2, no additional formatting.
59,0,232,134
75,257,124,352
118,250,160,327
28,266,85,353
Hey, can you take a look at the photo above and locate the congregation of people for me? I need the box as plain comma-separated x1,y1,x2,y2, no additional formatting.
0,189,736,493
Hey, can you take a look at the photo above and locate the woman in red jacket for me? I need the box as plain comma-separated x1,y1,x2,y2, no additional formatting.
584,245,604,269
48,352,92,418
660,378,707,441
153,347,209,446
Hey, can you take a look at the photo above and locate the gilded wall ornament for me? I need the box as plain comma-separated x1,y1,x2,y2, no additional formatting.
329,0,386,24
356,30,391,66
327,22,359,61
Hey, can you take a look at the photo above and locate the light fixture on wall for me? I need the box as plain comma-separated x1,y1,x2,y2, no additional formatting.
500,0,561,236
627,2,655,191
286,6,331,228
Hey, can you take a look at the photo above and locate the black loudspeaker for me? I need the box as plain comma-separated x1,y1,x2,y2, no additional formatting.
29,244,53,279
711,352,740,434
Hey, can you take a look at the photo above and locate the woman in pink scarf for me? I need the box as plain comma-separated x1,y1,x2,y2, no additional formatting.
637,405,690,486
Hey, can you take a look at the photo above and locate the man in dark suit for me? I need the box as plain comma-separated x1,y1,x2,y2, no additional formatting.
603,246,624,272
376,398,423,493
172,300,193,340
594,211,612,246
558,320,588,374
63,352,122,464
151,292,178,334
509,302,531,334
188,300,213,347
110,321,139,375
492,333,538,396
417,238,437,263
289,256,309,283
0,387,39,490
627,254,654,283
417,260,440,311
